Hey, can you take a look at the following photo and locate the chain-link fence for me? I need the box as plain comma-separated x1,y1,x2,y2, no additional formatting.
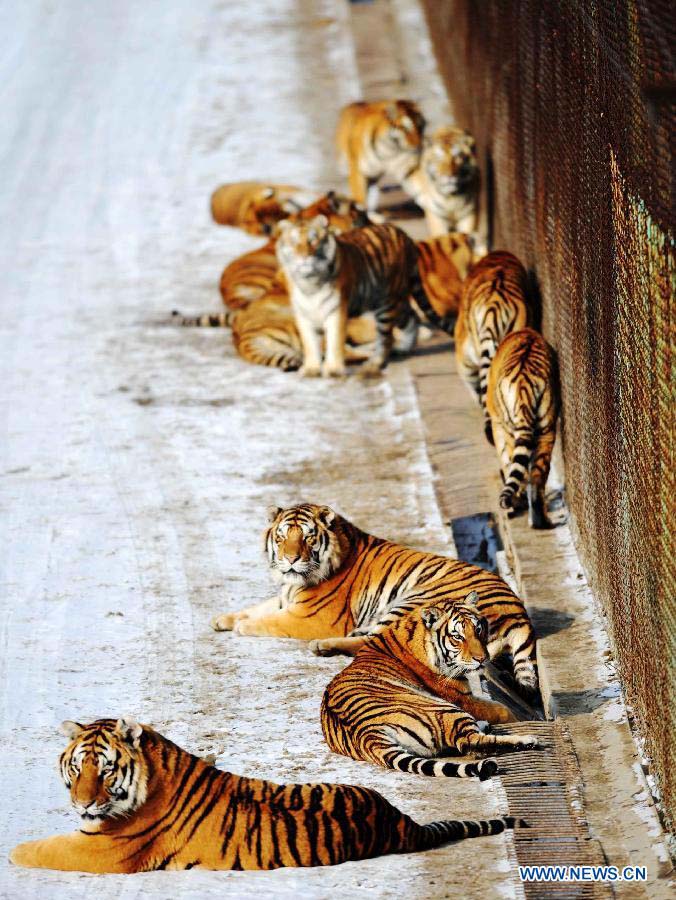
420,0,674,831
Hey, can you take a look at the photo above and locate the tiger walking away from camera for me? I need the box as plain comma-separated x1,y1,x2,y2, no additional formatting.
455,251,532,439
212,504,538,699
210,181,318,236
10,717,527,873
486,328,560,528
276,218,425,377
321,595,541,779
404,126,481,241
336,100,426,208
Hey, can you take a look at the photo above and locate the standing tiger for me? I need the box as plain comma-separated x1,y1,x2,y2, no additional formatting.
321,594,541,778
486,328,560,528
9,717,527,872
212,503,538,699
276,218,422,377
210,181,318,236
336,100,426,208
404,126,481,239
454,251,532,440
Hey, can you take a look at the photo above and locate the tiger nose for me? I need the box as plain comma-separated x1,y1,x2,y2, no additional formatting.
286,555,300,565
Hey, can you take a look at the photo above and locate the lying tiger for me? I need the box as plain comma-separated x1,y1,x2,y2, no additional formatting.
322,593,541,778
404,126,481,239
336,99,426,208
486,328,560,528
176,230,473,372
10,717,527,872
210,181,318,236
212,503,539,699
455,251,532,440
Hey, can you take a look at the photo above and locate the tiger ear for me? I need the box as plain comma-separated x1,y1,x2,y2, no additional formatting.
115,717,143,748
266,505,283,523
261,187,275,199
317,505,335,526
326,190,338,211
60,720,85,740
421,607,443,630
312,214,329,229
276,219,292,235
465,590,480,607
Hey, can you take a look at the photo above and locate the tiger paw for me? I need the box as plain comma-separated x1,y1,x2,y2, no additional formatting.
358,362,384,380
321,362,347,379
309,639,337,656
211,613,237,632
513,735,543,751
299,364,321,378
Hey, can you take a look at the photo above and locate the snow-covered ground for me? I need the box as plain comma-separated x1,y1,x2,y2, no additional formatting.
0,2,517,897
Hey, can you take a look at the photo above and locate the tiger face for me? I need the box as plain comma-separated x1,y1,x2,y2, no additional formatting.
271,191,369,238
275,215,338,283
422,127,478,196
241,187,296,236
59,717,148,824
420,593,489,678
380,101,426,157
265,504,345,586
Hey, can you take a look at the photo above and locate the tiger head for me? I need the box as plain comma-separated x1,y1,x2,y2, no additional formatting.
274,190,370,235
275,214,338,283
378,100,426,158
59,717,149,825
416,592,489,678
241,186,301,236
422,126,479,196
264,503,352,587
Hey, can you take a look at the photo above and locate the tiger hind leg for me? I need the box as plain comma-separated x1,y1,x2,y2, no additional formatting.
309,635,368,657
527,430,556,529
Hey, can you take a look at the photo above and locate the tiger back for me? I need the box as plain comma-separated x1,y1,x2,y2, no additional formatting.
413,231,475,329
487,328,560,528
210,181,317,236
212,503,539,699
276,219,420,377
321,595,540,779
336,100,426,207
10,717,526,872
455,251,532,438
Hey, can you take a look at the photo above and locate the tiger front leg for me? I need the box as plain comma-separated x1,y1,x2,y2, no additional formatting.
359,308,395,378
424,209,451,238
294,311,323,378
211,596,281,632
488,621,539,701
10,832,125,874
233,609,342,640
322,306,348,378
309,635,369,657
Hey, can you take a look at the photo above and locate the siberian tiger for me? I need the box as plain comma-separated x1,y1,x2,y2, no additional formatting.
10,717,527,872
336,100,426,208
454,251,532,440
413,231,475,328
486,328,560,529
212,504,539,699
321,595,541,778
404,126,481,239
275,218,424,378
210,181,318,236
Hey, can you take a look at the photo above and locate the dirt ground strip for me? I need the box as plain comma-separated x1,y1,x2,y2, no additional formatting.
1,1,521,898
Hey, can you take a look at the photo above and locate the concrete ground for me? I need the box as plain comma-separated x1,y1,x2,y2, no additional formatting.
0,1,671,898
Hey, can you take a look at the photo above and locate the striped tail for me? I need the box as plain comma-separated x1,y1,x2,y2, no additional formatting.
408,265,455,334
171,309,234,328
416,815,528,851
499,429,534,511
382,749,498,780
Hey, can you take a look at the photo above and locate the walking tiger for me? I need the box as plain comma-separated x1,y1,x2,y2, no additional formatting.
212,503,539,699
336,100,426,207
321,594,541,778
455,251,532,440
486,328,560,528
9,717,527,872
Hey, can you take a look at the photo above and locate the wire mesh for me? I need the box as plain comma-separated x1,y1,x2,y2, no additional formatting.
421,0,675,832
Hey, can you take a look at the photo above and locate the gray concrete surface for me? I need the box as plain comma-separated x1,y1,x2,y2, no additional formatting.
0,2,519,898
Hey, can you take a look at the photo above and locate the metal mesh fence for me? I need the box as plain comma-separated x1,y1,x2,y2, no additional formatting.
420,0,674,831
